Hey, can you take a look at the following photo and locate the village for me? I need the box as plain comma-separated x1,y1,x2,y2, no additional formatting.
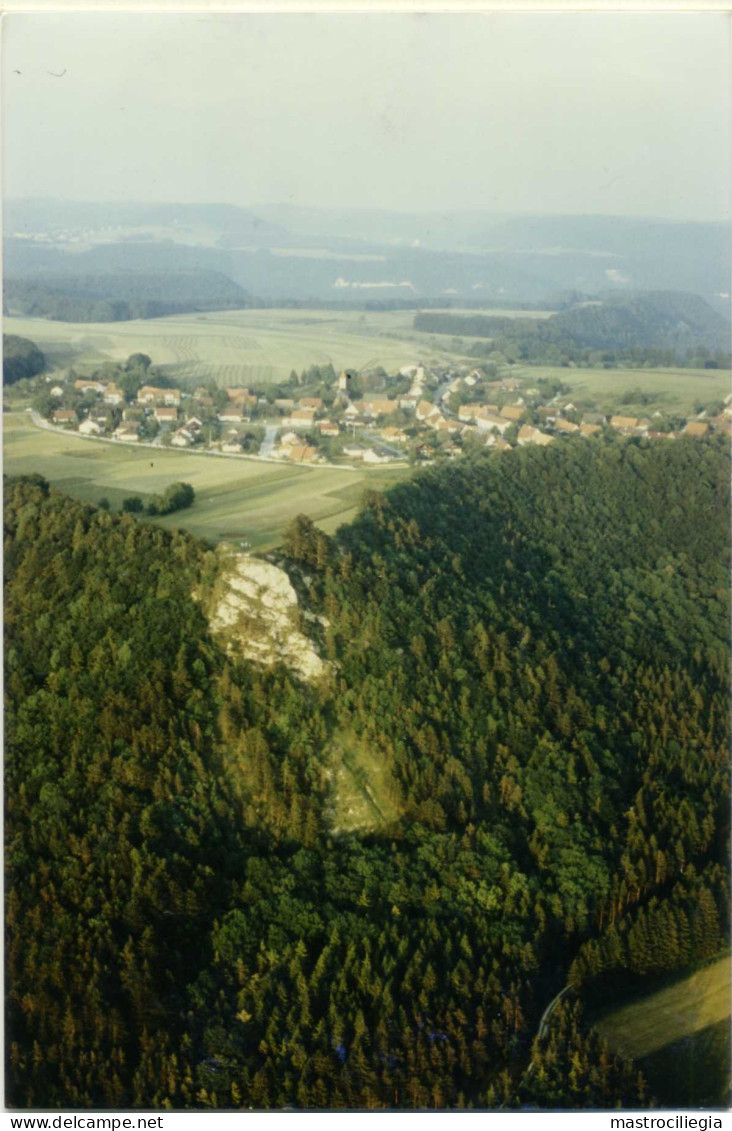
38,357,732,468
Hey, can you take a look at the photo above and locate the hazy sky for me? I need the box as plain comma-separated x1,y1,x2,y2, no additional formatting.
3,12,730,220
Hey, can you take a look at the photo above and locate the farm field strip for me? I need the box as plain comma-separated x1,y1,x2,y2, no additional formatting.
3,411,412,549
593,956,731,1061
4,311,458,387
514,364,730,414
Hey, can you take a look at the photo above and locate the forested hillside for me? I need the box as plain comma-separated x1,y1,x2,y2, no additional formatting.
415,292,731,366
4,272,249,322
550,291,730,352
5,435,729,1109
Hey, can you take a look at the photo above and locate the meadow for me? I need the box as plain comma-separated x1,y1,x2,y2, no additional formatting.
593,955,731,1061
593,956,731,1106
3,308,470,388
2,410,411,549
516,363,729,416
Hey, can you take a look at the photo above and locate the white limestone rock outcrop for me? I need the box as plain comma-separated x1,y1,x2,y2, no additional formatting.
209,554,327,681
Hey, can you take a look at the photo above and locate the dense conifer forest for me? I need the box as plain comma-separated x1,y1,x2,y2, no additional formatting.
4,434,730,1110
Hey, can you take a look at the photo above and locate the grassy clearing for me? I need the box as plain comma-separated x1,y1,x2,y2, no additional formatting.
2,411,412,550
328,729,401,834
593,956,731,1061
516,364,730,416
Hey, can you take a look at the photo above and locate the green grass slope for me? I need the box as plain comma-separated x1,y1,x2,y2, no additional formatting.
594,957,731,1107
594,956,730,1061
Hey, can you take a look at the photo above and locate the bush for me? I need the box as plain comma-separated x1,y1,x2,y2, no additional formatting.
145,482,195,517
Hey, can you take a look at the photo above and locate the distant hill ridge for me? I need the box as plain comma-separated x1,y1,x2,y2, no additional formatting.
3,270,249,322
3,198,286,238
414,290,730,359
4,199,731,305
551,290,731,352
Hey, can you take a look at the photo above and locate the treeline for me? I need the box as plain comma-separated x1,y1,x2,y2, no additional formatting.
3,282,558,322
4,272,250,322
3,334,46,384
4,434,729,1109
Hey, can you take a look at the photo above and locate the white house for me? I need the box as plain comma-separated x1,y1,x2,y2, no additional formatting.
477,415,512,435
102,383,124,406
114,423,140,443
343,443,367,459
154,407,179,425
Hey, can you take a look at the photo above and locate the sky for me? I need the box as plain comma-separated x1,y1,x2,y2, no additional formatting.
3,11,731,220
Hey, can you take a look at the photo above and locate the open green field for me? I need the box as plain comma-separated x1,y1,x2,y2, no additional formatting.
593,955,730,1061
516,364,730,416
3,411,411,549
3,308,470,388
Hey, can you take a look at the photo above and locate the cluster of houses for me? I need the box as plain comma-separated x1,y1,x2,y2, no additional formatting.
44,364,731,465
51,380,200,445
434,370,732,448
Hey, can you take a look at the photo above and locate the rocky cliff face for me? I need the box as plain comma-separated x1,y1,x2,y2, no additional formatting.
209,553,328,681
